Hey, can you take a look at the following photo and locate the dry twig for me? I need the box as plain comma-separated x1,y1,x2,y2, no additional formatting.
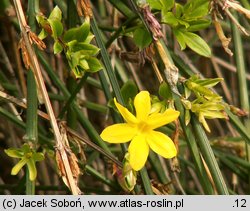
12,0,80,195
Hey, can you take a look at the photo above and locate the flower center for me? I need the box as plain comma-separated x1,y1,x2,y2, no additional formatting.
137,121,150,134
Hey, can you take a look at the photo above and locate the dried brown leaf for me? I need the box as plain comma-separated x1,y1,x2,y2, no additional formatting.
28,30,46,50
18,37,31,69
214,18,233,56
151,180,172,195
77,0,92,18
57,122,81,194
141,5,163,40
225,0,250,19
55,149,66,177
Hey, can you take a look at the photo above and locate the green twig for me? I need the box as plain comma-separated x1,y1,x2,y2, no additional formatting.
231,12,250,191
107,0,134,18
59,73,89,119
192,117,229,195
140,167,154,194
175,99,214,194
90,17,124,104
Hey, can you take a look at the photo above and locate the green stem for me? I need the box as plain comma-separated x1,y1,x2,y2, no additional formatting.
26,167,35,194
231,13,250,111
0,107,50,145
175,99,214,194
85,165,119,190
90,17,124,105
59,73,89,119
49,93,108,113
107,0,134,18
139,167,154,194
27,0,39,31
192,117,229,195
215,151,248,181
66,0,78,28
224,153,250,169
226,108,250,144
25,0,39,194
23,71,38,145
240,0,250,9
231,12,250,191
105,15,137,48
64,0,80,130
86,77,102,89
148,153,169,184
66,77,78,129
79,100,108,113
53,0,67,17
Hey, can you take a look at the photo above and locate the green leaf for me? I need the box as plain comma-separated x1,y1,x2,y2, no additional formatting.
177,19,190,28
181,98,192,109
70,51,82,68
183,0,209,20
121,80,138,104
184,86,192,98
85,34,95,44
161,0,174,11
33,153,45,162
11,157,28,175
67,40,78,49
21,144,31,153
79,59,89,70
64,21,90,43
187,19,211,32
186,81,216,97
200,102,225,110
147,0,163,10
70,43,100,56
4,148,23,158
38,28,48,40
173,29,186,50
36,15,46,25
48,6,62,21
26,159,37,181
47,19,63,39
162,12,179,27
86,57,103,72
198,113,210,132
195,78,223,88
159,81,172,99
177,30,211,57
175,3,184,18
201,110,226,119
185,109,191,125
73,67,84,78
53,41,63,54
133,27,152,49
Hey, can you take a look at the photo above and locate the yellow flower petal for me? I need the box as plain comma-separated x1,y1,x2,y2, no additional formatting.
128,135,149,171
146,131,177,158
134,91,151,121
100,123,138,143
114,98,138,124
147,109,180,130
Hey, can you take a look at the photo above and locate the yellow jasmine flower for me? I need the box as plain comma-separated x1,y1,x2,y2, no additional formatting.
100,91,180,171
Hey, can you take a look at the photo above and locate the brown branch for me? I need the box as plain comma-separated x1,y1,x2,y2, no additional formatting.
12,0,79,195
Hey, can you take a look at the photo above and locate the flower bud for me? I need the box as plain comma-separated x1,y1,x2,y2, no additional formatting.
181,98,192,110
115,153,137,192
